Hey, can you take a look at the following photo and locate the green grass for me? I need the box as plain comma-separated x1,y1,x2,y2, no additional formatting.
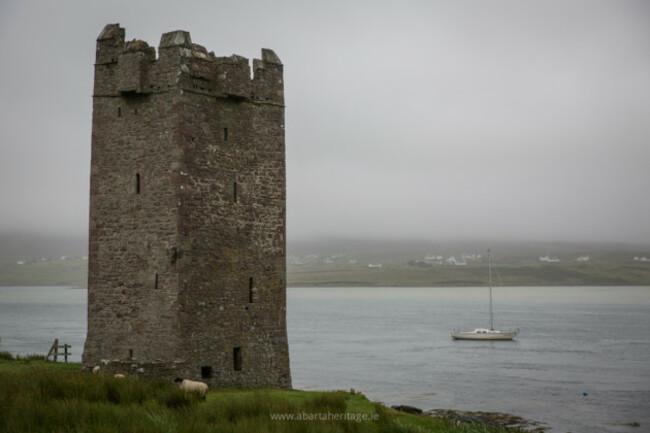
0,358,81,372
2,246,650,287
0,341,54,365
0,360,520,433
288,261,650,287
0,257,87,287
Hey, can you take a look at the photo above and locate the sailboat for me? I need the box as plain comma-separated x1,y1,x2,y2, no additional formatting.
451,249,519,340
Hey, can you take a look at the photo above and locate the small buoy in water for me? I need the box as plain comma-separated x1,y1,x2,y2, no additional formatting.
582,392,588,396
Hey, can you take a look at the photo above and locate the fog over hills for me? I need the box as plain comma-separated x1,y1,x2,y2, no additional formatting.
2,232,648,287
2,231,648,263
0,232,88,259
287,237,650,263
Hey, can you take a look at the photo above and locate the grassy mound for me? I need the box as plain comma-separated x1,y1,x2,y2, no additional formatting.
0,360,519,432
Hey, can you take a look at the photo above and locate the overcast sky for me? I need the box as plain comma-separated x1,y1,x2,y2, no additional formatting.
1,0,649,244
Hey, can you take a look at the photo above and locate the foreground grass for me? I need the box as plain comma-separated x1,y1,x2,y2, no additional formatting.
0,360,519,433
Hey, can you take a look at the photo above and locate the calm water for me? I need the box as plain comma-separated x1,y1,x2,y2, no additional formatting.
1,286,649,433
0,287,87,360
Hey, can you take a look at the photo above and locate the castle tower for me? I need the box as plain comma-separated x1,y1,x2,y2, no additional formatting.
82,24,291,388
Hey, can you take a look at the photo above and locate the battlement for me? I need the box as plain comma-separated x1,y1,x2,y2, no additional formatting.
94,24,283,103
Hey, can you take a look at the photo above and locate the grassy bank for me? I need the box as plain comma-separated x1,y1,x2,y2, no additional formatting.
0,257,87,287
0,359,521,433
2,256,649,288
2,239,650,287
288,260,650,287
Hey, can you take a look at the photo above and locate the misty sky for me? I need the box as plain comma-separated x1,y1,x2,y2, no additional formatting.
1,0,649,244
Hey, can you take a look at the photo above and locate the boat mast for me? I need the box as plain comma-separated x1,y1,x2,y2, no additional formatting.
488,248,494,331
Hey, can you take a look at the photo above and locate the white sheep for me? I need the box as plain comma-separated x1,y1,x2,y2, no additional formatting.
174,378,208,400
92,366,100,374
114,373,125,378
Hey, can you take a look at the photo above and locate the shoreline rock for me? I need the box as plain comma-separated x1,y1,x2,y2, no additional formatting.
391,405,423,415
426,409,549,432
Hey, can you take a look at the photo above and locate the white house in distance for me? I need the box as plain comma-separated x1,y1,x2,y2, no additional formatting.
576,255,590,262
539,255,561,263
446,256,467,266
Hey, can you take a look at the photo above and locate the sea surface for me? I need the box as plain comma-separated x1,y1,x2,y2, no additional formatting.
1,286,649,433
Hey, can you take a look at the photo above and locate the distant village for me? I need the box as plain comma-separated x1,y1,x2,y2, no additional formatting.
15,255,88,266
13,253,650,268
287,252,650,269
540,255,650,263
287,253,485,269
539,255,589,263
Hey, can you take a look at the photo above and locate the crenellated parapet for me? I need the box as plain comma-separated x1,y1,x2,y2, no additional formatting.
94,24,283,104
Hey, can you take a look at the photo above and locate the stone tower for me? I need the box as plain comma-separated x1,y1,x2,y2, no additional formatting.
82,24,291,388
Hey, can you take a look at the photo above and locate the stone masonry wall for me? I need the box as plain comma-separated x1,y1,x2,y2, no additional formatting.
83,24,290,389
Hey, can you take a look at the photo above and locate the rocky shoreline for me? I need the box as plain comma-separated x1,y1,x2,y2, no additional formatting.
392,405,548,432
428,409,549,432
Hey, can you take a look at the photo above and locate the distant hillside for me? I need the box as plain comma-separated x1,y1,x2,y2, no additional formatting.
286,238,650,287
0,232,87,287
289,238,650,261
0,232,87,259
1,234,649,287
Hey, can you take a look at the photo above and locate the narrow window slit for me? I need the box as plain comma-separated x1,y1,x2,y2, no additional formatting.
233,182,238,203
224,127,229,142
249,277,254,303
154,273,159,290
233,347,242,371
136,173,141,194
118,107,122,117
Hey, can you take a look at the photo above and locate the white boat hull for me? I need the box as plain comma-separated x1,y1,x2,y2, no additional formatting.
451,328,519,341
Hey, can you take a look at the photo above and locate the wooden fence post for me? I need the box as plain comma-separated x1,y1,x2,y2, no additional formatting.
46,339,59,362
45,339,71,363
